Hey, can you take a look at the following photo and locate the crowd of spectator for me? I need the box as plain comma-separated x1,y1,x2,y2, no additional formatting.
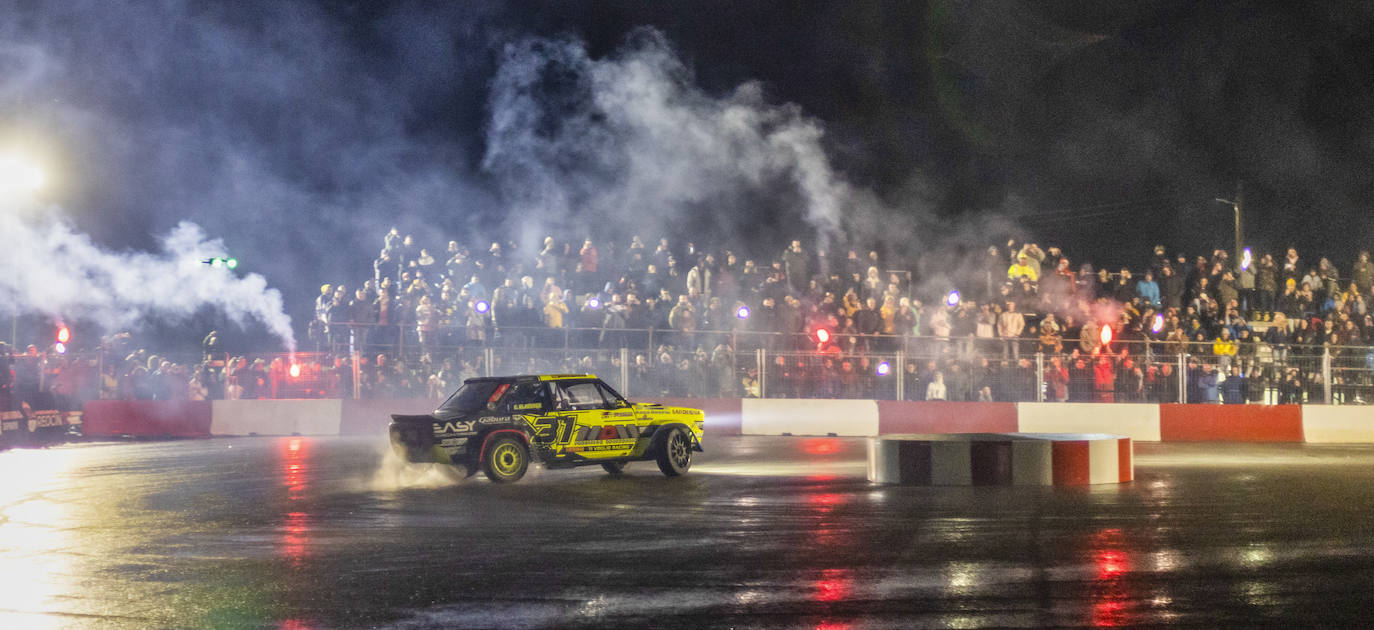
296,228,1374,404
8,228,1374,410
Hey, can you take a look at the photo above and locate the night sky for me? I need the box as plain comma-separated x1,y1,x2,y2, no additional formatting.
2,0,1372,349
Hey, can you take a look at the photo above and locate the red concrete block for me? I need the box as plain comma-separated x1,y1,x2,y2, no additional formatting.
1159,404,1304,442
82,400,212,438
1118,437,1133,482
1051,441,1090,485
876,401,1019,435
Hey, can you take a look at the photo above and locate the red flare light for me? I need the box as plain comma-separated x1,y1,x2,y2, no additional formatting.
289,363,301,379
1099,324,1113,346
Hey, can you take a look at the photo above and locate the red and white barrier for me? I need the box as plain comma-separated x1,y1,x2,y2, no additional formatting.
74,398,1374,444
868,433,1132,486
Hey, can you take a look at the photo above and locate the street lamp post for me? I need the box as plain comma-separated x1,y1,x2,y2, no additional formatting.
1214,181,1244,267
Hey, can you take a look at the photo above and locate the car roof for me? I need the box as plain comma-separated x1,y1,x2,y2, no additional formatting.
462,374,598,385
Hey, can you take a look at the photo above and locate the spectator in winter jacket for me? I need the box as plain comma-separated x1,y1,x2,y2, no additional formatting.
1220,367,1246,404
925,371,947,401
1136,270,1161,309
1353,251,1374,295
997,301,1026,359
1197,364,1220,403
1007,254,1040,284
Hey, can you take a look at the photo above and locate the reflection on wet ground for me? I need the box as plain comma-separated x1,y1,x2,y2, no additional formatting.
2,437,1374,628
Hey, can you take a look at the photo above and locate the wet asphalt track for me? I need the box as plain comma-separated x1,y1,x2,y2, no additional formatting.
4,435,1374,628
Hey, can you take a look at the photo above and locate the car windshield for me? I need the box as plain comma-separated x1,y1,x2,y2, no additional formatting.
438,380,506,415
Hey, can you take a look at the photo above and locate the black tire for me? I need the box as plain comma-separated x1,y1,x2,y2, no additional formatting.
601,461,627,475
481,435,529,483
655,427,692,476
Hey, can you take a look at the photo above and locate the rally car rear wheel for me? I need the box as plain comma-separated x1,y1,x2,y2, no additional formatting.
482,436,529,483
656,427,692,476
601,461,626,475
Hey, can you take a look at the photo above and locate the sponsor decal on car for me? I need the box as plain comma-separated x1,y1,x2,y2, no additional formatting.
575,424,646,442
433,420,477,435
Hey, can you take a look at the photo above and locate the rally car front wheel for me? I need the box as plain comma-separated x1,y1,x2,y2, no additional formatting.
655,427,692,477
481,435,529,483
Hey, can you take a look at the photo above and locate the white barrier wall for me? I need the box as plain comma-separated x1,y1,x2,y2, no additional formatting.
1016,403,1162,442
1301,406,1374,443
741,399,879,436
211,400,343,436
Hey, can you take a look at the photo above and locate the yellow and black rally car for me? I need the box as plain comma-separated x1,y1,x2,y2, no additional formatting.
389,374,705,483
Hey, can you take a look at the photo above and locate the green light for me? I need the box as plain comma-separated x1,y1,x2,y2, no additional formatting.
210,258,223,268
226,258,238,270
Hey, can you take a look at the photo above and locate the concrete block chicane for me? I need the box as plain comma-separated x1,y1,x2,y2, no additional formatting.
868,433,1132,486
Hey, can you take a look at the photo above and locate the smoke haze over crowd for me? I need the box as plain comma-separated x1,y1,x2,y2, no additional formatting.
1,1,1371,348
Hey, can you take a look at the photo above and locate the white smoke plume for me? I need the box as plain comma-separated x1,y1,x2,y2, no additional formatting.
483,28,884,253
0,205,295,351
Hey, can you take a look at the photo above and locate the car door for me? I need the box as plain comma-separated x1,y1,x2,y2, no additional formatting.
558,380,638,457
509,382,573,454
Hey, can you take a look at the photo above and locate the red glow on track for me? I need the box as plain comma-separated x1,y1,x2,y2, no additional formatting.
802,439,840,455
1089,527,1133,626
281,438,311,567
814,569,853,602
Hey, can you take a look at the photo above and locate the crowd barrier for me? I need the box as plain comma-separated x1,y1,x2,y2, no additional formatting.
77,398,1374,443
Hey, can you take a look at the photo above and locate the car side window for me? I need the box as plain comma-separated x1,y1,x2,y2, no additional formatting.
595,383,628,409
507,383,548,413
559,382,606,410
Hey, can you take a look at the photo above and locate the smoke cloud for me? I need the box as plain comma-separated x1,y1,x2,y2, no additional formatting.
479,29,1033,301
483,28,886,255
0,203,295,350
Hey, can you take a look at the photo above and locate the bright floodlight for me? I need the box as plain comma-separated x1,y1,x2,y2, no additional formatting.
475,300,490,314
0,151,44,194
